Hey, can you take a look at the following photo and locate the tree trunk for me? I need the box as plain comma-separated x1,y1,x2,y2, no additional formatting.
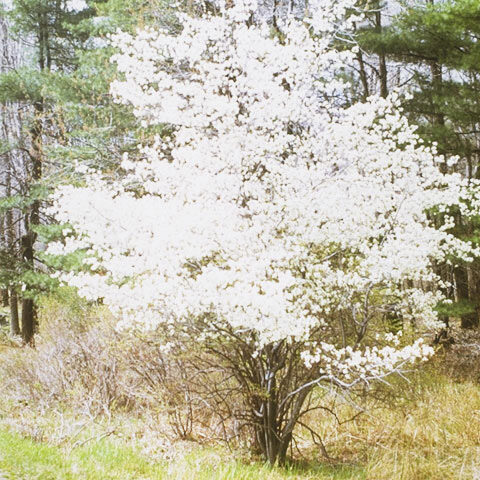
21,100,43,345
18,14,48,345
455,266,478,328
253,385,311,465
21,223,38,345
9,288,19,336
0,199,7,310
375,9,388,98
21,297,35,344
1,289,8,307
5,154,20,336
249,344,313,465
1,3,45,344
353,21,369,101
254,411,290,465
357,49,370,100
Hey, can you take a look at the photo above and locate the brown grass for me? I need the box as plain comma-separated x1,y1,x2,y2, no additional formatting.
1,297,480,479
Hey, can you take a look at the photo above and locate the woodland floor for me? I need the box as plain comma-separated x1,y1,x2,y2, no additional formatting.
1,323,480,479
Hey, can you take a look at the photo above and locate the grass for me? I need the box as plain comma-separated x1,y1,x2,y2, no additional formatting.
1,302,480,480
0,428,164,480
1,373,480,479
0,428,364,479
320,376,480,480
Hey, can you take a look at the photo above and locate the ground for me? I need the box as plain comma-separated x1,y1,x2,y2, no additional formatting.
1,321,480,479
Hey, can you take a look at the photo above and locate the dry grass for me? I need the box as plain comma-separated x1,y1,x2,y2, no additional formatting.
2,357,480,478
1,295,480,478
294,367,480,479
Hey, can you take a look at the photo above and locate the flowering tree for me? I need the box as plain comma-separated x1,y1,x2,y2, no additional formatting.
48,0,475,464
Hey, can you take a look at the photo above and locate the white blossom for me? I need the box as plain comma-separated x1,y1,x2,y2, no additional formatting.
48,0,476,383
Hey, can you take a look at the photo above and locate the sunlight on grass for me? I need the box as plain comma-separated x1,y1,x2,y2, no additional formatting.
0,429,167,480
0,429,364,480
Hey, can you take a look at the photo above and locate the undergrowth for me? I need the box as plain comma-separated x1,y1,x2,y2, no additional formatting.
1,292,480,479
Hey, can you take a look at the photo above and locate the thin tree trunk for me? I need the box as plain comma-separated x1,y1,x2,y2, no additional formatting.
19,13,50,345
9,288,19,336
21,100,43,345
353,21,369,100
1,289,8,307
21,224,37,344
455,265,478,328
375,9,388,98
1,6,39,342
251,344,313,466
357,50,370,100
21,298,35,343
0,217,8,308
5,156,20,336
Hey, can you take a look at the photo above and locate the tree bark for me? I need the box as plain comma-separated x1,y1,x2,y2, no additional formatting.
9,288,19,336
0,216,8,308
455,265,478,328
375,8,388,98
248,343,314,465
353,21,369,100
21,297,35,344
21,99,43,345
357,49,370,100
5,156,20,336
1,289,8,307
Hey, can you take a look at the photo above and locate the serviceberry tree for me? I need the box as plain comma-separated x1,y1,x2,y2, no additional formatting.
48,0,476,464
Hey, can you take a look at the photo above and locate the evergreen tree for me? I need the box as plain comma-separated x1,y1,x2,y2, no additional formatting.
0,0,178,342
359,0,480,328
0,0,95,343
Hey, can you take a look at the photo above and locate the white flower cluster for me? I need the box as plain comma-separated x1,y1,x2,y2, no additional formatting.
48,0,476,380
301,338,434,382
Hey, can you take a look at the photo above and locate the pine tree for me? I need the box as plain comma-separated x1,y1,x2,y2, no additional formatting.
0,0,178,342
358,0,480,328
0,0,95,343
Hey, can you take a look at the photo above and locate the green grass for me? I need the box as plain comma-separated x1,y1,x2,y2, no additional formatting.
0,428,162,480
0,428,364,480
